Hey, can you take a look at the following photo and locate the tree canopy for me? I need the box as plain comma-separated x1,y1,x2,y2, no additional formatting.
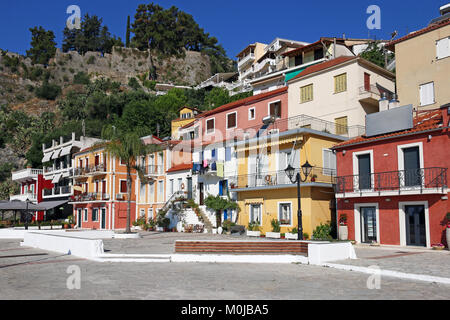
26,26,57,66
62,14,123,55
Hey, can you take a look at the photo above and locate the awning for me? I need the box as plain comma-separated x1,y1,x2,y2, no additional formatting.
0,200,46,211
245,198,264,205
285,67,307,82
42,152,53,163
51,149,61,160
237,136,303,152
60,145,72,157
38,200,68,211
52,173,62,184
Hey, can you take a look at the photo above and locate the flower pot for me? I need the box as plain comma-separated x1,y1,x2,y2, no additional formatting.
446,228,450,250
266,232,281,239
285,233,298,240
246,230,260,237
63,224,69,229
339,225,348,241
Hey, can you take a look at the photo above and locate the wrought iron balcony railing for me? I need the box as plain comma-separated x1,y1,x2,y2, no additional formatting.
229,167,336,190
334,167,448,195
70,193,110,202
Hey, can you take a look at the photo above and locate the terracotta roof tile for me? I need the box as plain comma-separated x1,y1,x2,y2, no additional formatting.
333,109,443,149
166,163,193,173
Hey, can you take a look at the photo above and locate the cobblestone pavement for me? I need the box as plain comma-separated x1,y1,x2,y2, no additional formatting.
1,240,450,300
332,246,450,279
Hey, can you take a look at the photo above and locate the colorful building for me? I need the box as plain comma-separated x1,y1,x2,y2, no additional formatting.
70,143,137,230
333,104,449,247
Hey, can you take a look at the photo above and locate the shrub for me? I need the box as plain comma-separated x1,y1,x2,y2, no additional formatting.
87,56,95,64
35,82,61,100
271,219,281,232
73,71,90,85
222,220,236,232
312,223,332,241
248,222,260,231
128,77,141,90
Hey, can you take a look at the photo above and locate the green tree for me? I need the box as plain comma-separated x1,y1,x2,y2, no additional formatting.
0,178,19,201
100,125,158,233
26,26,57,66
360,41,394,69
204,195,239,227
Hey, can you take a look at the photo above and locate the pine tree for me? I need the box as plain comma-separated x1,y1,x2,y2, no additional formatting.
26,26,57,66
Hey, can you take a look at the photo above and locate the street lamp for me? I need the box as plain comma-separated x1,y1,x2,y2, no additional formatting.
25,198,30,231
285,161,314,240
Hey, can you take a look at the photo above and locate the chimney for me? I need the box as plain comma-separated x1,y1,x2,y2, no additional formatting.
60,136,64,145
388,93,400,109
72,132,76,141
379,92,389,111
52,139,56,147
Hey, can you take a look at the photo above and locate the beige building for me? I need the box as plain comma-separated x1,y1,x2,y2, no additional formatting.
387,12,450,111
287,56,396,136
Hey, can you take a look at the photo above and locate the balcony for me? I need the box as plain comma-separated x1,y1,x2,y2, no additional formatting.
70,193,110,202
335,167,448,198
43,186,72,198
230,167,335,191
11,168,43,183
359,85,393,106
192,161,219,176
239,67,254,81
86,163,107,176
10,192,37,202
143,165,164,176
253,58,276,75
237,53,255,69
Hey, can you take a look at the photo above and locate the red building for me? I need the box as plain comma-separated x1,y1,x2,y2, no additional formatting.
333,104,449,248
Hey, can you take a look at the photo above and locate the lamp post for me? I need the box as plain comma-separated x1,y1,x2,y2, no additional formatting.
285,161,313,240
25,198,30,231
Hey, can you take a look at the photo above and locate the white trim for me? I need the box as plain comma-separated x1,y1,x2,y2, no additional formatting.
226,111,237,130
419,82,435,107
267,99,282,118
397,142,424,188
92,208,99,222
277,201,293,227
100,207,106,230
398,201,430,248
205,117,215,135
83,208,88,222
119,179,128,194
248,107,256,120
248,203,263,226
354,203,380,244
352,149,374,190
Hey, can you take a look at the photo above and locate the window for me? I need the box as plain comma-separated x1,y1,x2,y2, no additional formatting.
83,209,88,222
139,209,145,218
92,208,99,222
206,118,215,134
300,84,313,103
269,101,281,118
120,158,126,165
314,48,324,60
248,108,255,120
120,180,127,193
419,82,435,106
169,179,174,195
323,149,337,176
436,37,450,60
85,158,89,169
335,116,348,135
249,204,262,225
157,180,164,202
226,112,237,129
334,73,347,93
178,178,183,191
294,55,303,66
279,203,292,226
149,182,155,201
148,208,154,219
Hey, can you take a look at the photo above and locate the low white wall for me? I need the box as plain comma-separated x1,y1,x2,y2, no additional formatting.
171,254,309,264
0,228,65,239
21,232,104,258
308,242,357,265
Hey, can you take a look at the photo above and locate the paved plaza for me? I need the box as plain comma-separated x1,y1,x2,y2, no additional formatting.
1,234,450,300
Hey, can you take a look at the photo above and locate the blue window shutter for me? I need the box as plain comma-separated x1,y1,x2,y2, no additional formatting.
225,147,231,161
219,181,223,196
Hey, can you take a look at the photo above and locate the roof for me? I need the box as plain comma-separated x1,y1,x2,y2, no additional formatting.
282,40,323,57
387,19,450,51
236,43,259,58
166,163,193,173
288,56,357,82
200,86,288,118
333,109,444,149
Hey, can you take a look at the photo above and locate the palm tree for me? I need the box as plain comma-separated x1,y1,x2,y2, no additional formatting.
101,125,160,233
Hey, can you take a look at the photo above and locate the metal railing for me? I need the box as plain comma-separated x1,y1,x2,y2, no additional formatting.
335,168,448,195
359,85,394,100
141,165,164,175
229,167,336,190
70,193,110,202
43,186,72,197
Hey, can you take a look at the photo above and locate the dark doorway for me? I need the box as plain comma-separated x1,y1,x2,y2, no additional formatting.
358,154,372,190
403,147,421,187
187,178,193,200
199,183,204,205
360,207,377,243
405,205,426,247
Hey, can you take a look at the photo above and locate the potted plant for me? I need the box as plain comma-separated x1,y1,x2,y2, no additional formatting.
432,243,445,250
247,221,261,237
285,227,299,240
68,215,75,229
310,174,318,182
446,213,450,250
266,219,281,239
338,214,348,241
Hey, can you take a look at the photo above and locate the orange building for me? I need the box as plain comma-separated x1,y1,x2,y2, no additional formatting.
70,143,138,230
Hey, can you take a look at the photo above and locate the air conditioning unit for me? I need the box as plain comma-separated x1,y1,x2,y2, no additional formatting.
268,129,279,135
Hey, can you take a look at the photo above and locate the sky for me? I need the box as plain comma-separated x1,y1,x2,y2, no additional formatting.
0,0,446,58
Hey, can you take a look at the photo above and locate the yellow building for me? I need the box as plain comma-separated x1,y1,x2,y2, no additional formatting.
171,107,202,139
231,125,346,237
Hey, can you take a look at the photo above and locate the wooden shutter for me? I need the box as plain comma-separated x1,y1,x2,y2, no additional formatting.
335,117,348,135
420,82,435,106
436,37,450,59
300,84,313,103
335,73,347,93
